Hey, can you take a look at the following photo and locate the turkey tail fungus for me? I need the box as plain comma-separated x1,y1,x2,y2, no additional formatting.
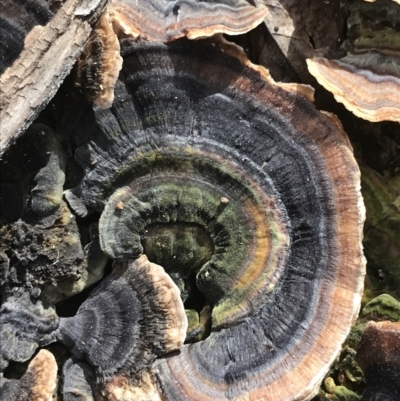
61,37,366,400
0,349,58,401
307,0,400,123
0,0,367,400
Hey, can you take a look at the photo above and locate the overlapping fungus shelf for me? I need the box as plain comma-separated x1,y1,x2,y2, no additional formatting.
307,57,400,123
61,38,365,400
110,0,269,42
307,0,400,123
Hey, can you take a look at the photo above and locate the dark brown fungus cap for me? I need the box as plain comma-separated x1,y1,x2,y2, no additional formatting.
110,0,268,42
0,349,57,401
56,255,187,381
63,357,96,401
0,293,58,370
65,38,365,400
0,0,52,74
356,321,400,401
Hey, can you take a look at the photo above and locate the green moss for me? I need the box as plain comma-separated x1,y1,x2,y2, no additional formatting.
185,309,202,342
346,324,366,350
362,294,400,322
332,386,361,401
361,166,400,299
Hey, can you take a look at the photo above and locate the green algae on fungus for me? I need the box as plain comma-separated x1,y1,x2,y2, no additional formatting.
330,386,361,401
98,152,290,326
61,37,365,400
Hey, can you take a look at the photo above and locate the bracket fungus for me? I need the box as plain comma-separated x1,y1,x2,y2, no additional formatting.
356,321,400,401
307,57,400,123
0,349,57,401
307,0,400,123
55,36,367,400
0,293,58,371
110,0,269,42
76,7,123,109
56,255,187,382
0,1,369,399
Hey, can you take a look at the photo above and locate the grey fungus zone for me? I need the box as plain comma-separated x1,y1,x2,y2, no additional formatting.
62,38,366,400
62,358,96,401
0,293,58,371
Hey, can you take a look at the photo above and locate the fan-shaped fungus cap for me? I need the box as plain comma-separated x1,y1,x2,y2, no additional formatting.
0,293,58,370
110,0,268,42
356,321,400,401
0,349,57,401
307,57,400,123
307,0,400,123
65,38,365,400
56,255,187,381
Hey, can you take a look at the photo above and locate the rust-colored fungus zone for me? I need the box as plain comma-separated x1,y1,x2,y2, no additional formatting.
76,7,123,109
59,38,365,400
110,0,269,42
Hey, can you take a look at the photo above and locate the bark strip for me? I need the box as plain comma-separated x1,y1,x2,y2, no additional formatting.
0,0,107,155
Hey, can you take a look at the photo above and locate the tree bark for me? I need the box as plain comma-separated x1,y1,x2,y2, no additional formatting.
0,0,107,155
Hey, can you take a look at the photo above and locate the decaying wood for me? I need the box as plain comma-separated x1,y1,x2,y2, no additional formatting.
0,0,108,156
